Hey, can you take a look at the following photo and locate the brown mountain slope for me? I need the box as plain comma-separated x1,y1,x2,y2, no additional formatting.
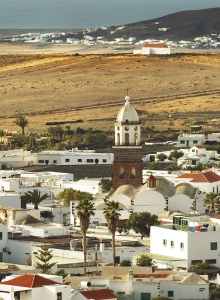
72,8,220,41
0,52,219,134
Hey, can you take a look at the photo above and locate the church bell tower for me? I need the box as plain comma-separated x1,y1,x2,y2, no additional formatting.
112,96,143,189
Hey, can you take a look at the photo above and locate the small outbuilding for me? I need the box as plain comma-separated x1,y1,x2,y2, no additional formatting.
134,43,175,55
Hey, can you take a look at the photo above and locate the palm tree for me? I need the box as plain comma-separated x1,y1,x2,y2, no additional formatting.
55,125,65,141
23,189,48,209
14,115,28,135
47,126,57,139
203,192,220,214
76,199,95,276
103,200,121,266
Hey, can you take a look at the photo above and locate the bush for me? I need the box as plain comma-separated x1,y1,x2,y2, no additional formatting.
136,254,154,267
120,259,131,266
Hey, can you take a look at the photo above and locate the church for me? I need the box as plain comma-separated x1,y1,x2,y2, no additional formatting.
102,95,200,217
112,95,143,189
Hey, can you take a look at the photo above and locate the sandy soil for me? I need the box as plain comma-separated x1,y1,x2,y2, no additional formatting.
0,43,219,134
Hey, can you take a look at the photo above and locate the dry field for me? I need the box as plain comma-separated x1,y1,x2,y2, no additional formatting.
0,43,219,134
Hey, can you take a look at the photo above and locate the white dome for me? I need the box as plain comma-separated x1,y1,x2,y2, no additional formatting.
116,96,139,123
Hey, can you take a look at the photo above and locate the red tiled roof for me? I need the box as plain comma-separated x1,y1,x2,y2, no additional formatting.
143,43,168,48
0,274,60,288
194,145,206,149
80,289,117,300
134,274,170,278
178,173,200,179
191,171,220,183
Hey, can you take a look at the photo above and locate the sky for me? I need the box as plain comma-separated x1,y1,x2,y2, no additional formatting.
0,0,219,29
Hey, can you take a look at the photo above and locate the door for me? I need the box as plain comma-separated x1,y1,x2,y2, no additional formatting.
141,293,151,300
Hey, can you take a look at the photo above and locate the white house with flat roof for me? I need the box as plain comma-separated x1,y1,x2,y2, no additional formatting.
178,133,206,147
0,149,37,169
37,149,113,166
208,132,220,142
150,214,220,270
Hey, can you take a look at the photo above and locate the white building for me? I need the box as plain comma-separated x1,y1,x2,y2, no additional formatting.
0,273,71,300
81,268,209,300
0,225,10,262
37,149,113,166
208,132,220,142
177,170,220,194
178,133,206,147
134,43,175,55
150,214,220,270
177,146,219,168
0,149,37,169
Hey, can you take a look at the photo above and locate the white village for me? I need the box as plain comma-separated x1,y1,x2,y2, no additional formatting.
0,95,220,300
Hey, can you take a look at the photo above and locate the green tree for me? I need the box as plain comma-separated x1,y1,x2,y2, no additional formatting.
203,192,220,214
99,178,112,193
166,164,181,172
145,162,160,170
54,268,70,284
55,125,65,141
35,245,56,274
76,199,95,276
120,259,131,266
47,126,58,139
157,153,167,161
14,115,28,135
57,188,93,206
136,254,154,267
168,149,184,160
103,201,121,266
23,189,48,209
190,262,217,270
40,210,54,222
127,212,159,239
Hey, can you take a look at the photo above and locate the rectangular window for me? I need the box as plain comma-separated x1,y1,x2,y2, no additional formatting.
191,260,202,265
103,159,107,163
168,291,174,297
78,159,82,162
171,241,174,248
53,160,57,164
211,242,217,250
65,159,70,162
180,242,184,250
205,259,216,264
57,292,62,300
180,141,185,144
87,159,93,163
193,140,198,144
38,160,44,163
0,232,2,240
163,239,167,247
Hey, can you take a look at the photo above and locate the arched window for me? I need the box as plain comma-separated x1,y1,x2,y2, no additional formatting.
125,133,129,145
116,133,120,145
119,167,124,179
130,167,136,179
134,133,138,145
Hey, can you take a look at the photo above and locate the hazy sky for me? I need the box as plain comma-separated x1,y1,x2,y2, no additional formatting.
0,0,219,29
